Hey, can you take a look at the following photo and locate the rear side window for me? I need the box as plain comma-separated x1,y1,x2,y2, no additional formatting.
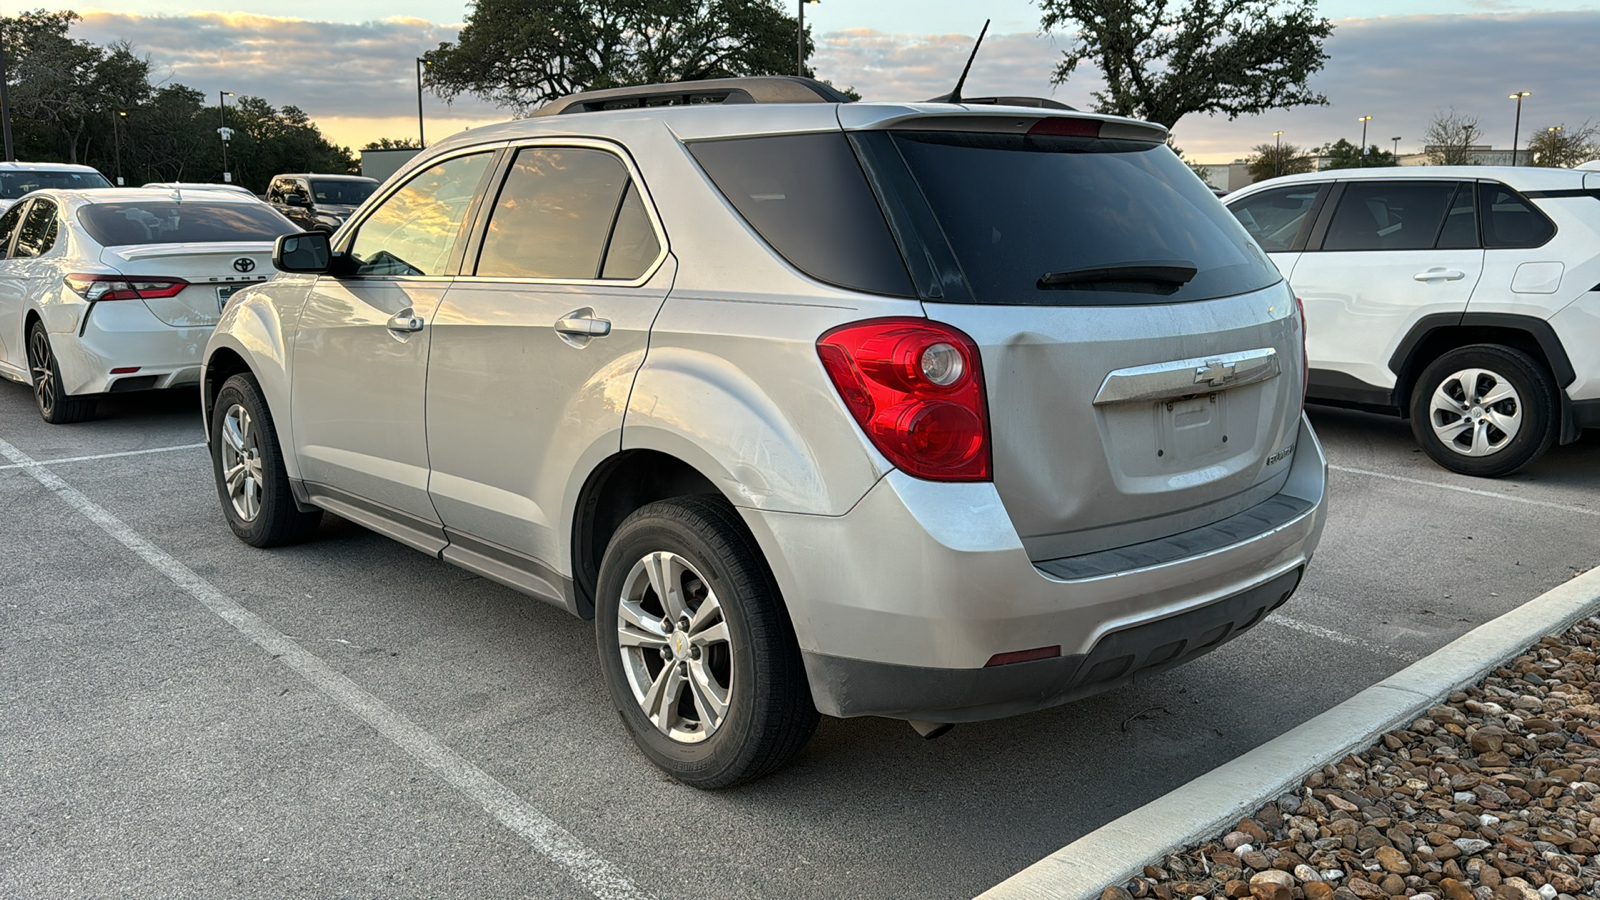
1479,183,1555,248
880,131,1278,305
1229,185,1322,252
14,199,60,257
1323,181,1456,251
79,202,297,247
0,203,26,257
689,133,914,297
474,147,660,280
1435,184,1478,250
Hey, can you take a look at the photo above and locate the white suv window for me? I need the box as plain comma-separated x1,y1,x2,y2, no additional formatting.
348,152,493,277
1323,181,1459,251
1480,183,1555,248
1229,184,1321,252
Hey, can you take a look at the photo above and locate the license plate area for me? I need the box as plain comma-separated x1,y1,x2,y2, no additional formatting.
1158,392,1228,461
217,284,239,312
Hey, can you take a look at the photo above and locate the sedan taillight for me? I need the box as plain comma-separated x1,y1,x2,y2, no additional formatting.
65,274,189,301
817,317,991,482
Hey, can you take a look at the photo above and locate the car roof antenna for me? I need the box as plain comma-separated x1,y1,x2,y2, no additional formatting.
940,19,990,105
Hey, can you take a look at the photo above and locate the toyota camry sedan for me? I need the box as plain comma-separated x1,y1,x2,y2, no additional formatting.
0,187,300,423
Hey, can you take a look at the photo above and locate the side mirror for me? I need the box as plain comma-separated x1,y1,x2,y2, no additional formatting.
283,193,308,207
274,231,332,273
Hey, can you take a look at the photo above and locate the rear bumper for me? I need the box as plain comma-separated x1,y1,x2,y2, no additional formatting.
742,414,1328,722
50,299,210,395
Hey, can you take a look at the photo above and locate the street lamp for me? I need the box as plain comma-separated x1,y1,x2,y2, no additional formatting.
1358,116,1372,158
797,0,820,77
416,58,430,148
218,91,235,183
1272,130,1284,177
1391,136,1402,157
1509,91,1531,166
112,110,127,186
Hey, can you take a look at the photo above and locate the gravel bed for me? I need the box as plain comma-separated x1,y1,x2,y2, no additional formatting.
1104,617,1600,900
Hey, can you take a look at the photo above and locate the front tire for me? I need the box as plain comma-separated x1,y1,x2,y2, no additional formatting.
27,320,95,424
1409,344,1557,478
210,373,322,547
595,496,817,789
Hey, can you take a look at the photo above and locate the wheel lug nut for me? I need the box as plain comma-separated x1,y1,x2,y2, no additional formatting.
678,662,689,676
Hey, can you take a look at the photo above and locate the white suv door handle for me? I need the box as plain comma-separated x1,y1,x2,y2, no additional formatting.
555,315,611,337
1413,268,1466,282
386,309,425,333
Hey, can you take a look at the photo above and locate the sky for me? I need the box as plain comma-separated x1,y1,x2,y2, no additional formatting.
20,1,1600,164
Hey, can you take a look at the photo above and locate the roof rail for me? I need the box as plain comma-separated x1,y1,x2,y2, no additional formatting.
924,94,1077,111
531,76,853,117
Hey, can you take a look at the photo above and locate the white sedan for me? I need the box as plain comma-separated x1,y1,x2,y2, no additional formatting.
0,187,299,423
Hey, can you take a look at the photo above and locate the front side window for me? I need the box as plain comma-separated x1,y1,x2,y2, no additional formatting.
474,147,660,280
1229,185,1322,253
1322,181,1457,251
0,203,27,257
348,153,493,277
1479,182,1555,249
13,199,59,258
79,201,298,246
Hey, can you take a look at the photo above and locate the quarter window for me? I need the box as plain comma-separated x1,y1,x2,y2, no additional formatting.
1322,181,1456,252
348,152,492,277
1229,185,1322,252
1434,184,1478,250
474,147,659,280
13,199,59,258
1479,183,1555,249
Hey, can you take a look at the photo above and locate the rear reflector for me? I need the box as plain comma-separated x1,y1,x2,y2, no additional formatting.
1028,117,1101,138
984,646,1061,667
109,366,141,374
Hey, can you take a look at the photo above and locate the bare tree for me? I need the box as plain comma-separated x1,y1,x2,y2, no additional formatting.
1526,121,1600,169
1423,109,1482,166
1246,141,1314,183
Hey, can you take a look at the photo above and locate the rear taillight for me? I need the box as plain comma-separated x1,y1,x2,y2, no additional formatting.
65,274,189,302
1294,296,1308,408
1028,117,1101,138
817,317,991,482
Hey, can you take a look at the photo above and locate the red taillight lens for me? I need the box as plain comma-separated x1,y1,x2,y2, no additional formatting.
65,274,189,302
817,317,991,482
1294,296,1308,408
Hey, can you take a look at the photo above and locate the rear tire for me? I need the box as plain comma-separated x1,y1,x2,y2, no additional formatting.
26,320,95,424
210,373,322,547
1408,344,1557,478
594,496,817,789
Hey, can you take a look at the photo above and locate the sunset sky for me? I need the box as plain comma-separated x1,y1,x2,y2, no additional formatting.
28,1,1600,164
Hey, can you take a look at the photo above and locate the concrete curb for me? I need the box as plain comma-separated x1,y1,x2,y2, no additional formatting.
978,565,1600,900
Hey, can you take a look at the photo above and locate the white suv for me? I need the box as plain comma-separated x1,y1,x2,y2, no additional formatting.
1227,166,1600,476
203,77,1326,787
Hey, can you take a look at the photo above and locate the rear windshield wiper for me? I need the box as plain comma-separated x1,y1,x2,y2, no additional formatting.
1038,260,1199,291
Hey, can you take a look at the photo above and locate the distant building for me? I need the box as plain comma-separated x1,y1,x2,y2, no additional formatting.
359,148,422,185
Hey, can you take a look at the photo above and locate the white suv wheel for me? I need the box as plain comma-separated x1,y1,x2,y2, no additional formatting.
1427,367,1523,457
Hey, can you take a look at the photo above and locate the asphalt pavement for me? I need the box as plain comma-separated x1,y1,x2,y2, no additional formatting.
2,384,1596,899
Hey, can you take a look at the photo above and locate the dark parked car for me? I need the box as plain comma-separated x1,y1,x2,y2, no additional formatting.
266,173,379,233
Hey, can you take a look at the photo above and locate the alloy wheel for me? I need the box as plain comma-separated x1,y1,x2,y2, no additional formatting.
27,327,57,416
615,550,733,744
1428,367,1522,457
220,403,266,522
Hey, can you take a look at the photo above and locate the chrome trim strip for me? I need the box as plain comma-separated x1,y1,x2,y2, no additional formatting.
1092,347,1280,407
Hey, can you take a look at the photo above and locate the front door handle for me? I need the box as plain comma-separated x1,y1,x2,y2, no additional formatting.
386,309,425,333
1413,268,1466,282
554,315,611,337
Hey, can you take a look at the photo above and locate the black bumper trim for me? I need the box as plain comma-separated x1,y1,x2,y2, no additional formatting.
803,567,1303,722
1572,398,1600,431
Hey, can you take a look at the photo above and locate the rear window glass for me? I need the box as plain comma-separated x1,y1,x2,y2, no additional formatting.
1323,181,1455,251
884,131,1280,305
79,202,298,246
0,169,112,199
689,133,914,297
309,180,378,205
1480,183,1555,249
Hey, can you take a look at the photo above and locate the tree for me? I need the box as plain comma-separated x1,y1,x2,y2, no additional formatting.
1317,138,1397,170
1526,121,1600,169
1246,141,1314,183
1423,109,1482,166
363,137,423,151
1167,139,1213,184
425,0,805,115
1038,0,1333,129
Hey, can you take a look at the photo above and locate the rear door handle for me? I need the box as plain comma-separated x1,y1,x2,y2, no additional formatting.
386,309,425,333
554,315,611,337
1413,268,1466,282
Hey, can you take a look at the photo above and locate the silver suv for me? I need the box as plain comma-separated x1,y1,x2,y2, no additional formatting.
202,77,1328,787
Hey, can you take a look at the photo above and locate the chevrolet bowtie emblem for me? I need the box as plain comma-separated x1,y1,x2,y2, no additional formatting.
1195,361,1237,387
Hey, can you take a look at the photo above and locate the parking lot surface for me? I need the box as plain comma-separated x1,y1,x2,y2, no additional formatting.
3,385,1596,899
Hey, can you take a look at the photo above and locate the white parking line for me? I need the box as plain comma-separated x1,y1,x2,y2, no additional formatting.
0,442,207,471
0,435,651,900
1264,613,1411,660
1331,464,1600,517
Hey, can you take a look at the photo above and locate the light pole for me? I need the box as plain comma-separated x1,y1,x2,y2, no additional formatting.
1391,136,1402,157
415,58,430,148
1358,116,1372,158
1272,130,1284,177
1509,91,1531,166
112,110,127,185
797,0,820,77
0,25,13,161
218,91,234,183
